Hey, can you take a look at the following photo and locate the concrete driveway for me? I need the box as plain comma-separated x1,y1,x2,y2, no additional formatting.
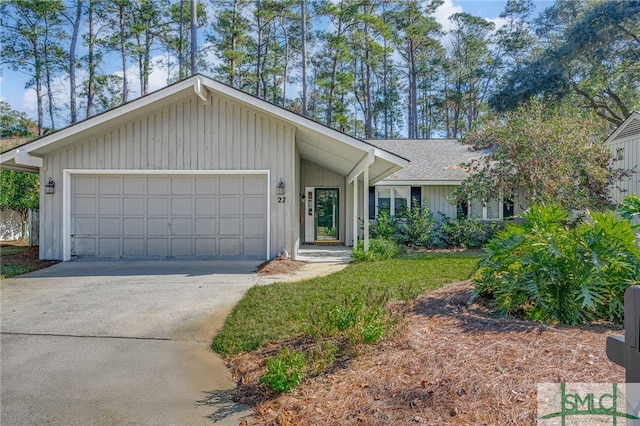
1,260,262,425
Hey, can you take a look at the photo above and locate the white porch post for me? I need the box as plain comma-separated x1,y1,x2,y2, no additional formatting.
353,175,358,247
363,166,369,251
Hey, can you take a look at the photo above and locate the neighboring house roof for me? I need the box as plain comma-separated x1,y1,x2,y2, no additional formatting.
366,139,483,185
605,111,640,144
1,74,408,183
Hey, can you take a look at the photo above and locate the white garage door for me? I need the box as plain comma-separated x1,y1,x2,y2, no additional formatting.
71,174,267,258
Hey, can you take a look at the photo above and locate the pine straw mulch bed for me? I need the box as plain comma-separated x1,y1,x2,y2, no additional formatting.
0,243,59,274
256,258,307,276
230,281,625,425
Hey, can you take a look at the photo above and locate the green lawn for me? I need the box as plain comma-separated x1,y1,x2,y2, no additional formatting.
212,252,483,357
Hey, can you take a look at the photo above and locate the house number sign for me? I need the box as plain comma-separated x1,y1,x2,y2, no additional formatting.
277,196,286,204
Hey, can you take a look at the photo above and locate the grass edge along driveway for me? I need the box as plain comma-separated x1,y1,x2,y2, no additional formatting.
213,252,483,357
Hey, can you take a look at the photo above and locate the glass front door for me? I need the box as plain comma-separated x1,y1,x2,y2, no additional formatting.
315,188,339,241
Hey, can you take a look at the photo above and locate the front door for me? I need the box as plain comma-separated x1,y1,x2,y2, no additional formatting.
315,188,339,241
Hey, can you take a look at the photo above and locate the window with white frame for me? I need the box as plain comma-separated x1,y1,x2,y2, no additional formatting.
467,198,513,221
376,186,410,216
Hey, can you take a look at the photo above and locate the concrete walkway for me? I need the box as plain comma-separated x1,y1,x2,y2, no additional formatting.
258,245,352,285
1,249,352,425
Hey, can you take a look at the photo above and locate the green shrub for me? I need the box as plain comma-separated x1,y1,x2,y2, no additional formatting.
352,238,399,261
395,201,440,248
368,208,397,240
620,194,640,230
259,348,306,393
440,216,502,248
475,204,640,325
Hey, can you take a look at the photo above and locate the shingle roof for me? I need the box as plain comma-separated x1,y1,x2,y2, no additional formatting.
365,139,483,183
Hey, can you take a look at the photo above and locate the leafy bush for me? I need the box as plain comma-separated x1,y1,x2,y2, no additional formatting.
368,208,397,240
395,202,440,248
440,216,502,248
352,238,399,261
259,348,306,393
620,194,640,231
475,204,640,325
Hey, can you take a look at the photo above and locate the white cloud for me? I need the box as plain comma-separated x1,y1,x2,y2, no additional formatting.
434,0,464,33
22,89,37,112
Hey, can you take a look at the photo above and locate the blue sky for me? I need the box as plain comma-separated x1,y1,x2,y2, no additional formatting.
0,0,555,125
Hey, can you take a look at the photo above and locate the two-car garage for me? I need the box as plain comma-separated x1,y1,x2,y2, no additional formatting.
68,172,268,259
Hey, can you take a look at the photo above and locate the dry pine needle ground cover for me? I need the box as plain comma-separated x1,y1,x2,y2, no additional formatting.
231,281,625,425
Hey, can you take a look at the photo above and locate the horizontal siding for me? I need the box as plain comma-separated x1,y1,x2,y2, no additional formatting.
41,92,297,260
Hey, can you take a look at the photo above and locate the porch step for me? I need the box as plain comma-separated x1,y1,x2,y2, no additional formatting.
313,240,342,246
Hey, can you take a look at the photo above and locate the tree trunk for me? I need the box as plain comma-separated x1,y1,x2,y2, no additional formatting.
86,0,95,117
326,54,339,127
68,0,82,124
179,0,184,79
190,0,197,75
119,3,128,102
301,0,307,116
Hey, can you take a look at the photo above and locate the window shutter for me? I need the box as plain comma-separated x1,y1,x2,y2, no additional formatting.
410,187,421,208
369,187,375,219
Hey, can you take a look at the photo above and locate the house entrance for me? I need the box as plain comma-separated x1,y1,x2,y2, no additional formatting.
314,188,339,242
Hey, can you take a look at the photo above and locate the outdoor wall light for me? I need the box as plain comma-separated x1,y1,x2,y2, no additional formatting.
44,178,55,195
276,179,286,195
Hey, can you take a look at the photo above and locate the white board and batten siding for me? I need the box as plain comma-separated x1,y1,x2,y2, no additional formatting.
608,126,640,205
420,185,458,219
40,91,298,260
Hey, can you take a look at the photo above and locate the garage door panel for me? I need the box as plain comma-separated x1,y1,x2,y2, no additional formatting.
244,218,264,235
171,239,192,256
195,239,217,256
196,177,218,195
219,238,241,256
75,177,96,194
147,198,169,215
99,177,121,194
99,198,120,215
148,178,169,194
244,238,266,256
220,177,241,194
147,239,168,256
71,174,266,259
172,177,193,195
123,218,144,235
74,237,96,255
123,177,145,195
195,197,216,212
98,239,120,257
123,238,144,256
220,218,241,235
171,198,193,215
244,197,264,214
74,218,96,234
123,198,144,215
195,218,217,235
148,218,169,236
75,197,96,215
244,177,265,194
171,218,192,236
220,197,241,215
99,218,120,235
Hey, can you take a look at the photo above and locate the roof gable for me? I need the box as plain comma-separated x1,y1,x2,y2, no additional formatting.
1,74,407,181
605,111,640,144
